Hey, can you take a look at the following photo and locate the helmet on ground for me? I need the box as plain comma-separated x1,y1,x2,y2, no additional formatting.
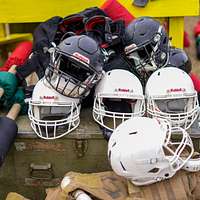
28,78,81,139
93,69,145,132
108,117,194,186
145,67,199,129
124,17,170,81
45,35,104,98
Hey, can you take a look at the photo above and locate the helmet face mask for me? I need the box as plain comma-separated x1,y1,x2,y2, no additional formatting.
94,97,144,130
145,67,199,129
28,79,81,139
46,53,101,98
45,35,104,99
147,96,199,129
93,69,145,131
108,117,194,186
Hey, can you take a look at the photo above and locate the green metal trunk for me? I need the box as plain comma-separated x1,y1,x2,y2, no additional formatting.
0,109,110,200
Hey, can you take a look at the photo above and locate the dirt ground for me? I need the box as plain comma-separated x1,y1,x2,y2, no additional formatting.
184,16,200,75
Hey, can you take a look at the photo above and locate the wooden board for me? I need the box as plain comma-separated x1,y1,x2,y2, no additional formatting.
0,0,198,23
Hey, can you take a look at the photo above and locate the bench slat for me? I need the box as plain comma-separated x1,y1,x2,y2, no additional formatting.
0,0,198,23
0,33,32,45
0,0,104,23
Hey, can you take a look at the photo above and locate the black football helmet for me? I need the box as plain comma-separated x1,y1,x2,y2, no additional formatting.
85,15,113,45
168,47,192,74
124,17,170,81
45,35,104,98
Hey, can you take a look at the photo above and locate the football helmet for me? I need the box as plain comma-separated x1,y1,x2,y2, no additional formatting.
168,47,192,74
108,117,194,186
93,69,145,132
124,17,170,80
28,78,81,139
45,35,104,98
145,67,199,129
85,15,113,45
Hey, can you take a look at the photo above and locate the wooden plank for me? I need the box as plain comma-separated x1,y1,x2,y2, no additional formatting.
168,17,184,48
0,0,104,23
0,0,198,23
118,0,199,18
0,33,32,45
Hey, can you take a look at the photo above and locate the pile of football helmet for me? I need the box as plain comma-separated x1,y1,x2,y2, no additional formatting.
107,16,200,185
28,35,105,139
27,14,200,185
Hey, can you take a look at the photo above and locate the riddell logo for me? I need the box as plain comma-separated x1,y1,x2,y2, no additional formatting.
73,52,90,64
115,88,133,93
167,88,186,93
40,96,57,100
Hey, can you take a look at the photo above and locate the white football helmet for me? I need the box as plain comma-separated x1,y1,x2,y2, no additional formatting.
93,69,145,131
28,78,81,139
145,67,199,130
108,117,194,186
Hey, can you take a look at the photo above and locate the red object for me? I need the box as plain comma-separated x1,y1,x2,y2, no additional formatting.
101,0,190,48
101,0,200,92
101,0,135,26
190,73,200,92
184,31,190,47
194,20,200,37
0,41,32,72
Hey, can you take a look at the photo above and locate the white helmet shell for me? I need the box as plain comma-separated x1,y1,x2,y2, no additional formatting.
28,78,81,139
108,117,194,186
145,67,199,129
93,69,145,131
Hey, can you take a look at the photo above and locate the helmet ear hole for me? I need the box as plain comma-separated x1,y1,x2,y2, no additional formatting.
148,168,160,173
163,36,167,44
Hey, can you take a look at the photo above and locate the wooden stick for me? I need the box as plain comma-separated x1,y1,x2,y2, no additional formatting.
6,103,21,120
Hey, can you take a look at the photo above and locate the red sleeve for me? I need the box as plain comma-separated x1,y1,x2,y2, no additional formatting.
101,0,135,26
190,72,200,92
0,41,32,72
